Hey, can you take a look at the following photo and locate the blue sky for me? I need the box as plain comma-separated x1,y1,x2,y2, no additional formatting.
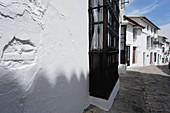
125,0,170,41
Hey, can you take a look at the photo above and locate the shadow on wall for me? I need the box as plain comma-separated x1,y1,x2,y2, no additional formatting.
0,67,89,113
0,67,25,113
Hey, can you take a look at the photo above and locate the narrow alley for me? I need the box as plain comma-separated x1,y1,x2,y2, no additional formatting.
84,65,170,113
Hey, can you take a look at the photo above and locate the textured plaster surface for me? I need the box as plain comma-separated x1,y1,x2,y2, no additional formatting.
0,0,89,113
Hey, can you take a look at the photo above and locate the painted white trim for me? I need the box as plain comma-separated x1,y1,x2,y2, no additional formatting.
89,79,120,111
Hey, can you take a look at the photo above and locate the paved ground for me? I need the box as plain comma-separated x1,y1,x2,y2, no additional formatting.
84,65,170,113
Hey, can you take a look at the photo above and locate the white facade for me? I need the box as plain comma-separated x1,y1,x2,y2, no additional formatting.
118,4,169,74
122,16,161,68
0,1,89,113
124,22,145,67
158,36,170,64
118,0,126,74
0,0,121,113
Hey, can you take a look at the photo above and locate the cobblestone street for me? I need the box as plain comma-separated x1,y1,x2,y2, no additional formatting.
84,65,170,113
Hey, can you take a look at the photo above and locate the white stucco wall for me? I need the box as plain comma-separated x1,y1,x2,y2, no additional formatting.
0,0,89,113
125,24,149,67
118,3,126,74
130,18,161,66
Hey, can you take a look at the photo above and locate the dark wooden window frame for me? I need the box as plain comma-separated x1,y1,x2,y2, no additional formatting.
89,0,119,100
121,25,126,64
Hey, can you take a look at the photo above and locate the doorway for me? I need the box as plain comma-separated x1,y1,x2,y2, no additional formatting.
133,47,136,64
158,54,159,65
150,52,153,64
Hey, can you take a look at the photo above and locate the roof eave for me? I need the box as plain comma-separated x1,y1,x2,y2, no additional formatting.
123,15,145,29
127,16,160,30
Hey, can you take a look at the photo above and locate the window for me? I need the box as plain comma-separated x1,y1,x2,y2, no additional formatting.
162,38,165,43
147,25,149,31
151,38,153,48
151,28,153,33
154,53,157,62
162,47,165,53
154,29,157,34
147,36,150,49
90,0,103,50
133,28,137,41
121,25,126,64
166,58,168,63
89,0,119,100
153,39,156,48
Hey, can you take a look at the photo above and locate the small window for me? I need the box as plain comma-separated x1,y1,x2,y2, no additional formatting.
121,25,126,64
151,38,153,48
154,29,156,34
151,28,153,33
133,28,137,41
162,47,165,52
147,36,150,49
147,25,149,31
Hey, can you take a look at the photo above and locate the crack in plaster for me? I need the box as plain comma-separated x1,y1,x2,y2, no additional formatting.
0,1,47,28
0,11,14,19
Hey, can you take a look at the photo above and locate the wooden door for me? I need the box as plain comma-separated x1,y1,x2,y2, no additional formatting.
133,47,136,64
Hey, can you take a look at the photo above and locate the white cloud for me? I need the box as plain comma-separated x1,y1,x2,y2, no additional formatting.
159,23,170,42
127,1,158,16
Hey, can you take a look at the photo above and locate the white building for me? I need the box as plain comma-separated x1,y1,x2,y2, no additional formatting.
0,0,121,113
121,16,146,67
158,36,170,64
127,17,160,66
119,16,160,69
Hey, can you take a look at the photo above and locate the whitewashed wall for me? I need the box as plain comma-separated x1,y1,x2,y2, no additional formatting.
0,0,89,113
125,24,149,67
132,18,160,66
118,1,126,74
